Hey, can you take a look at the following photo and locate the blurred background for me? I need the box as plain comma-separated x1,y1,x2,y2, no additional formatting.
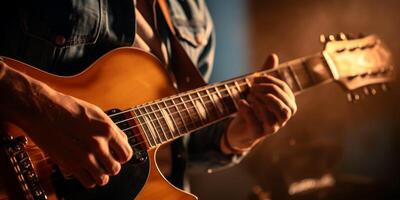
189,0,400,199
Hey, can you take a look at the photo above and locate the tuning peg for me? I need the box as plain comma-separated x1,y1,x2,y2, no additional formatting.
363,87,377,96
328,34,336,41
363,87,370,95
320,34,327,44
347,92,360,103
381,83,389,92
338,32,347,40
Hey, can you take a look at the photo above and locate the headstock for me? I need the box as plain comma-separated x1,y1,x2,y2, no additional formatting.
321,33,395,102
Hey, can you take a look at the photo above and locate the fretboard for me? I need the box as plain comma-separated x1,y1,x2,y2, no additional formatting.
118,52,333,149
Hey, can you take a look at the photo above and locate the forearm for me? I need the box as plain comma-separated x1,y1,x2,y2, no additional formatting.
0,59,59,128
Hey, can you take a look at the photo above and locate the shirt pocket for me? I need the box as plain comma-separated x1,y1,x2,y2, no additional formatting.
20,0,102,48
168,0,212,48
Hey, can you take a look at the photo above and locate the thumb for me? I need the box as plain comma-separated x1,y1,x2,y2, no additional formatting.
261,53,279,70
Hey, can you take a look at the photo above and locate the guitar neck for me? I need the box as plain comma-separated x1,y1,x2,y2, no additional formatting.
116,52,333,149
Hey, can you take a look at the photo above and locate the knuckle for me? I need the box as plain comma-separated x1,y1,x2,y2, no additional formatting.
270,84,280,92
282,107,291,120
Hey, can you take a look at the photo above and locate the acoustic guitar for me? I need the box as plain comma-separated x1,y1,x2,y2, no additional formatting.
0,34,395,200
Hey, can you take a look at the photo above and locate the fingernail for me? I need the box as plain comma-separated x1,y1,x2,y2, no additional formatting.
101,175,109,186
111,163,121,175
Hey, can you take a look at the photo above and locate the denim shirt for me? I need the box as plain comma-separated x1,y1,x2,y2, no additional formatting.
0,0,243,188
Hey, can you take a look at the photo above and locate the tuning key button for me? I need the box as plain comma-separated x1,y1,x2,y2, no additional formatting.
320,34,326,44
363,87,370,95
370,87,377,95
339,32,347,40
381,84,388,92
354,93,360,101
347,92,361,103
328,35,336,41
347,93,353,102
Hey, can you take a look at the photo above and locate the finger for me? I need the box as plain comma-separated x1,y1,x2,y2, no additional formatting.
247,94,278,133
238,100,263,136
109,128,133,163
253,75,296,103
86,153,109,186
256,93,291,127
92,138,121,176
73,169,96,189
262,53,279,70
252,83,297,115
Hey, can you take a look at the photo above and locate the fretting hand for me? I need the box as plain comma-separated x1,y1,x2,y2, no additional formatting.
221,54,297,154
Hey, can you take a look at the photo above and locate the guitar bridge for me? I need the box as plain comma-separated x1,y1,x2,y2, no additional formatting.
1,135,47,200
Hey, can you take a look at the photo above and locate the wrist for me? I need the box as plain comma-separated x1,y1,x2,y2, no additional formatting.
221,130,252,155
220,120,254,155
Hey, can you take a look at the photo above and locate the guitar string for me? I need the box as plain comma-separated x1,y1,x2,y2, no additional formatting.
31,77,308,165
30,88,240,164
113,81,248,125
114,82,247,140
109,77,252,120
123,88,240,146
29,67,308,164
107,54,317,119
119,74,308,148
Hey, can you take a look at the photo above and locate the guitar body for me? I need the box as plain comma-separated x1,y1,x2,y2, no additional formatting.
0,48,196,200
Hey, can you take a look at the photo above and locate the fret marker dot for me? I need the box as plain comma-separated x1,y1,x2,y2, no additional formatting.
195,100,207,121
161,109,176,135
144,116,158,144
212,93,224,114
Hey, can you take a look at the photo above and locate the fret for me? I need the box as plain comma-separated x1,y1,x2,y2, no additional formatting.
205,89,220,117
291,61,314,89
224,84,238,109
158,102,179,138
182,94,203,127
133,108,156,147
165,99,188,134
172,97,194,130
217,85,236,114
151,104,174,140
209,87,226,115
268,69,282,80
198,90,219,121
161,100,183,136
139,107,162,144
188,93,206,123
195,91,210,119
303,55,331,83
234,81,243,96
245,78,252,88
126,110,149,148
147,104,169,141
179,95,195,129
288,64,303,90
238,78,250,94
278,67,300,92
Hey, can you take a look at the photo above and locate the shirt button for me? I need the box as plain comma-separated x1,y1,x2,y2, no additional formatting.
54,35,66,46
